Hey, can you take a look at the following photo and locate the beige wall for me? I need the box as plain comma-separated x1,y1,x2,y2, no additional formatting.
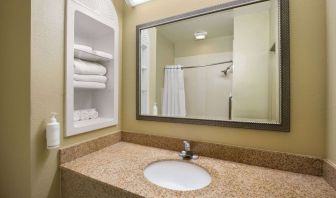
0,1,31,198
30,0,124,197
123,0,327,157
326,0,336,165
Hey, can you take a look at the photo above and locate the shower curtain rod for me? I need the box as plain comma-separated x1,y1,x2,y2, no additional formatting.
164,60,233,70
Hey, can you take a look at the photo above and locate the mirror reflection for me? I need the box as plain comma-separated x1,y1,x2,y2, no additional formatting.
139,0,280,124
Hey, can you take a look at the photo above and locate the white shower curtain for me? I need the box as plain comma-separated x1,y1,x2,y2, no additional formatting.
162,65,186,117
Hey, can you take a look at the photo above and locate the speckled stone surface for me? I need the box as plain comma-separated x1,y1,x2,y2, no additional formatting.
324,160,336,190
122,132,323,176
59,132,121,164
61,169,142,198
60,142,336,198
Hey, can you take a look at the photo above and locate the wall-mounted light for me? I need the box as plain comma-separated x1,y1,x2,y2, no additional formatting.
194,31,208,40
125,0,151,7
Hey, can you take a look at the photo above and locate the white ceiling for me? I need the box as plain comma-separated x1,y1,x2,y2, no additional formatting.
156,9,234,43
154,1,272,44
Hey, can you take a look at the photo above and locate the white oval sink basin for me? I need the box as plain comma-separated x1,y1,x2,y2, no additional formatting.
144,160,211,191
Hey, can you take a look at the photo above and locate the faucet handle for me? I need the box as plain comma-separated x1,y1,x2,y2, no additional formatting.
183,140,191,151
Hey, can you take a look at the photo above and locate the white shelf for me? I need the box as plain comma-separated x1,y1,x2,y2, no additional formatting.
74,117,115,128
74,48,113,62
74,86,106,90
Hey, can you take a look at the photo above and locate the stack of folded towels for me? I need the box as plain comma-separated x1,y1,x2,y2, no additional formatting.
74,44,113,60
73,58,107,89
74,108,99,122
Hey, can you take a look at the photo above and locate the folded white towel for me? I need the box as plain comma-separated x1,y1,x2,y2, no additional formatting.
74,74,107,83
94,50,113,59
74,81,106,89
74,110,80,121
74,59,107,75
80,110,90,121
74,109,99,121
88,108,99,119
91,111,99,119
74,44,93,53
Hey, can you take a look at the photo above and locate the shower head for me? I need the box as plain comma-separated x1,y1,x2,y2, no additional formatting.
222,64,233,76
222,69,228,76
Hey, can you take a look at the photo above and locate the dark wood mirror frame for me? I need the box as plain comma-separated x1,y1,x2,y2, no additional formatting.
136,0,290,132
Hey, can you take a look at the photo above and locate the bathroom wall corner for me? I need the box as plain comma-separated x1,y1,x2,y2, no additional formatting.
323,160,336,190
60,132,122,164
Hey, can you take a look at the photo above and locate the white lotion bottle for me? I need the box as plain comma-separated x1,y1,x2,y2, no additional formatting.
46,112,60,149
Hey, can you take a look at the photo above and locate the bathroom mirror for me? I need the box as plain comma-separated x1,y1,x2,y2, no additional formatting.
136,0,290,131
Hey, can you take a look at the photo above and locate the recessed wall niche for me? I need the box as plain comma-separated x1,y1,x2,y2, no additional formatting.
65,0,119,136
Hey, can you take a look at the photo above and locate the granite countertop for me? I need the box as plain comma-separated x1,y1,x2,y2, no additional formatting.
60,142,336,198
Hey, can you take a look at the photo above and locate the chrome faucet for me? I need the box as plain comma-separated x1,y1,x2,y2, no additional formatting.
179,141,198,160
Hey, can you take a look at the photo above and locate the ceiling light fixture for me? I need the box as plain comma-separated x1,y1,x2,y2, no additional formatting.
194,31,208,40
125,0,151,7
